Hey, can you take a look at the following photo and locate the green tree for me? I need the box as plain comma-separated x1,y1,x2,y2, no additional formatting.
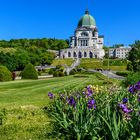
15,48,30,70
127,40,140,71
0,66,12,81
21,63,38,79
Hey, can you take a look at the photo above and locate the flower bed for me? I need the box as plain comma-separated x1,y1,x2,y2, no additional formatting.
46,82,140,139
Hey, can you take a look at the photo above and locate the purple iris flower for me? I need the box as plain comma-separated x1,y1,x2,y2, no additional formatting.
138,93,140,97
87,99,96,109
123,108,133,113
48,92,55,99
129,81,140,94
85,87,93,97
129,85,135,94
119,103,127,109
123,98,128,104
135,81,140,91
118,103,133,114
68,96,76,107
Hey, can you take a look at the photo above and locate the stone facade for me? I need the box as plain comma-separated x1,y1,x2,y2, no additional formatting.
60,10,105,59
108,47,131,59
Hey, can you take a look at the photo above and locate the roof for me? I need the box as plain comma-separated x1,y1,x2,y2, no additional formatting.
77,10,96,28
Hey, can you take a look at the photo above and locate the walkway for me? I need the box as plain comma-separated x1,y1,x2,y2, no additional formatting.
65,58,80,75
84,69,125,80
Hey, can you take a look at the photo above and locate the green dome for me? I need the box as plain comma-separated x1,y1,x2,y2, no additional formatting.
78,10,96,27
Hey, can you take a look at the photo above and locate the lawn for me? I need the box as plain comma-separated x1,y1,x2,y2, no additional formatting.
51,58,74,67
79,58,127,71
0,73,119,139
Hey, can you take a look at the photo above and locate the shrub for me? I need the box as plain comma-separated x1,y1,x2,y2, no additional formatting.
127,61,133,71
116,71,130,77
53,71,59,77
70,69,77,75
64,71,67,76
51,65,65,77
58,72,65,77
0,66,12,82
21,63,38,79
122,72,140,87
56,65,64,72
48,68,55,75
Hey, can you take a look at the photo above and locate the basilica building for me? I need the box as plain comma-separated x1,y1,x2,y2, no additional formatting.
60,9,105,59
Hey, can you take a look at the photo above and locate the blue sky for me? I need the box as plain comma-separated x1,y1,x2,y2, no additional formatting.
0,0,140,46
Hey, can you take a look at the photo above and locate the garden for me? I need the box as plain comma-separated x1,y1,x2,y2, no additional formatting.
46,80,140,139
0,71,118,139
0,70,140,139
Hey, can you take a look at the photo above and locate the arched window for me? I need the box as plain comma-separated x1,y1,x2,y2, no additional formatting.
68,52,71,57
84,52,87,57
73,52,77,58
81,32,88,37
89,51,93,58
78,52,82,58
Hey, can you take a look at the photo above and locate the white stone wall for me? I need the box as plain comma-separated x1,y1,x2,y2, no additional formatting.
108,47,131,59
60,47,105,59
60,22,105,59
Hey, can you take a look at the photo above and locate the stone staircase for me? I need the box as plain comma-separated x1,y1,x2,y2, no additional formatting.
64,58,80,75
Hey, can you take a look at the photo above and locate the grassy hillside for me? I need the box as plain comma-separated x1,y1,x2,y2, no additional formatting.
0,73,119,139
51,58,74,66
79,58,127,71
51,58,127,71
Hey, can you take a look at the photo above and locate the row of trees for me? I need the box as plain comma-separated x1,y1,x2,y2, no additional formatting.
0,38,69,71
0,38,69,50
0,48,55,71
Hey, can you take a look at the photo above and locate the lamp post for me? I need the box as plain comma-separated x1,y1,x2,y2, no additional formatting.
107,42,110,86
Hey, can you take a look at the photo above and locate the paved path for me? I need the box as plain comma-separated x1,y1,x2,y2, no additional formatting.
65,58,80,75
84,69,125,80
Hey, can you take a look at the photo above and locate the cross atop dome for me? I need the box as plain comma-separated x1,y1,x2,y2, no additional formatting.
85,9,89,15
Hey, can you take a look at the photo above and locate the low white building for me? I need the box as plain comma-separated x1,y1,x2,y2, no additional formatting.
109,47,131,59
60,10,105,59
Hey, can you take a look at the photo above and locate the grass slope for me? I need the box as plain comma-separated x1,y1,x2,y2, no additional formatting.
0,73,119,139
80,58,127,71
51,58,74,66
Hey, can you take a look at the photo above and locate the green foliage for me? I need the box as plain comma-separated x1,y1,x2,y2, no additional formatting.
0,109,6,125
0,38,68,50
48,68,55,75
21,63,38,79
0,108,51,140
0,66,12,82
127,61,133,71
116,71,130,77
127,40,140,72
122,72,140,87
49,65,65,77
0,38,68,71
46,85,140,139
0,52,18,71
69,69,77,75
79,59,127,71
103,59,127,66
